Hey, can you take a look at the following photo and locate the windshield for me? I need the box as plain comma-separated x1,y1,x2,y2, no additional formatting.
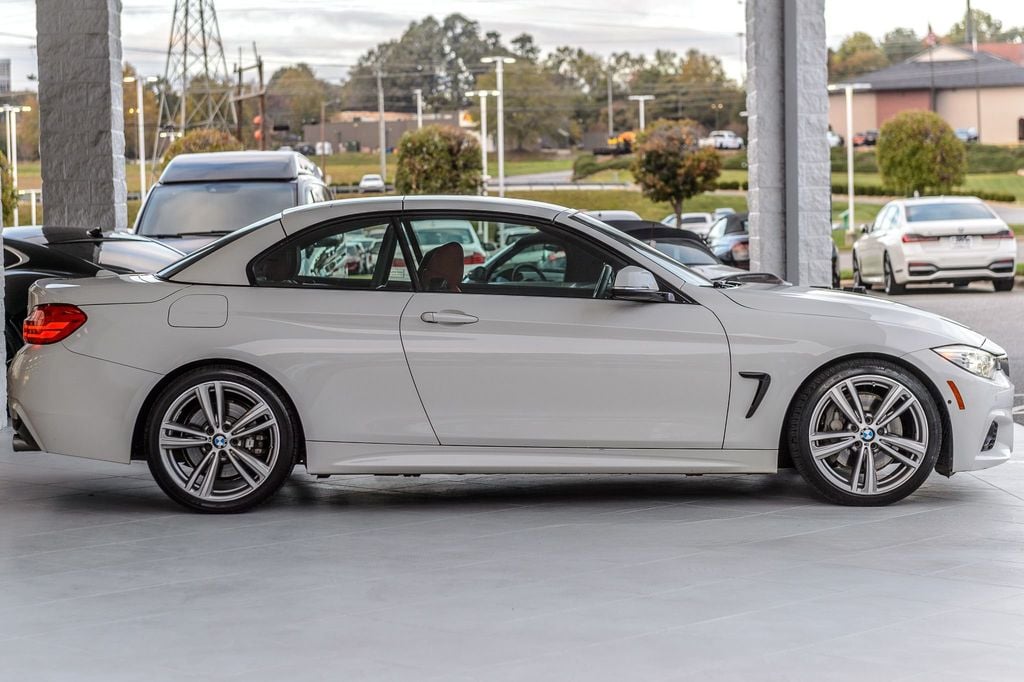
905,202,995,222
571,214,712,286
137,182,296,237
644,241,718,266
680,216,708,224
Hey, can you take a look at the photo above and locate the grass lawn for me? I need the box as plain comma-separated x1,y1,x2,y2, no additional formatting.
505,189,747,221
830,171,1024,202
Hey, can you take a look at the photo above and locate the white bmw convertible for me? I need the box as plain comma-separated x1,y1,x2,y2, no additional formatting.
8,197,1014,512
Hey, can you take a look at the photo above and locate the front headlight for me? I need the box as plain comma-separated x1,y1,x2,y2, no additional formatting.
933,344,1000,379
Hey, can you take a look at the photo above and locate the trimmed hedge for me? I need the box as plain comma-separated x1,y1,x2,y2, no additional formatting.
830,182,1015,203
831,144,1024,174
573,153,633,180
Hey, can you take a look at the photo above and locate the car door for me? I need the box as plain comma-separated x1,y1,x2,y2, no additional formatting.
398,213,731,449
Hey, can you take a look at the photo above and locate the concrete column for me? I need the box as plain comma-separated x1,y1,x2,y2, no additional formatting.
36,0,127,229
746,0,831,286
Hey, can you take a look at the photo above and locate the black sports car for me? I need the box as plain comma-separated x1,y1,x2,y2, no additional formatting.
3,227,185,358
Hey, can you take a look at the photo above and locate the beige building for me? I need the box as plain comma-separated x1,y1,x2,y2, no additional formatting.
829,45,1024,145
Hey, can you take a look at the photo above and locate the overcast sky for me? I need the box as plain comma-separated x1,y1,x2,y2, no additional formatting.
2,0,1022,91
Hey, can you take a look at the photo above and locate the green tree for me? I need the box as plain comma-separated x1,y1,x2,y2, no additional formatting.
475,62,567,150
267,64,329,135
830,32,888,80
631,119,721,226
877,111,966,194
159,128,244,171
880,28,921,63
395,125,482,194
1,150,15,225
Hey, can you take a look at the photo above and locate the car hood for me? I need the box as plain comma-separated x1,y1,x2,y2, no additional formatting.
719,283,987,348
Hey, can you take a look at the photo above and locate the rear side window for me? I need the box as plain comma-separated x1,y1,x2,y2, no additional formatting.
250,217,408,290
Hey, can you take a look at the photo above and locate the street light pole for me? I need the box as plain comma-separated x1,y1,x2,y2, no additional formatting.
482,56,516,198
2,104,31,226
124,76,157,199
376,65,387,180
413,88,423,129
628,95,654,131
828,82,870,235
467,90,499,195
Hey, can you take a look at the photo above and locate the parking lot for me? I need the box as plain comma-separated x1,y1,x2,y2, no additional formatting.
2,282,1023,681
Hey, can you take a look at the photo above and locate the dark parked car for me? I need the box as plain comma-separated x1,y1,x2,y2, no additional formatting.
134,151,331,254
605,220,783,284
705,212,841,288
3,226,185,359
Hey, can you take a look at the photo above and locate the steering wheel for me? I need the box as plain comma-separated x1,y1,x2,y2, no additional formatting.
593,263,613,299
511,263,547,282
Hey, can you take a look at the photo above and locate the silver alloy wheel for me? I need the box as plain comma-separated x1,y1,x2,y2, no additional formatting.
158,380,280,502
807,374,928,496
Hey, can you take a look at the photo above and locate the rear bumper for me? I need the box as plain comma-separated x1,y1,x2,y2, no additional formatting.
903,261,1015,283
904,348,1014,473
8,343,161,463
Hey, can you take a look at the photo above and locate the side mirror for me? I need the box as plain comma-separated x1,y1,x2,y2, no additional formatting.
483,241,497,252
859,224,870,234
611,266,674,302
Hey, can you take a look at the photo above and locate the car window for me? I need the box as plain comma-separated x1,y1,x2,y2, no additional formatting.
3,246,24,268
250,217,407,290
644,240,718,266
872,206,892,233
905,202,995,222
137,182,297,237
405,216,622,299
707,217,728,241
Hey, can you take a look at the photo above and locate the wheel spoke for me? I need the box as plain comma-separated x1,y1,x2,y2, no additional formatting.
843,380,866,423
227,402,270,436
214,381,225,430
875,396,917,429
225,449,258,490
810,435,859,459
160,435,208,449
871,386,904,426
231,417,277,440
877,434,926,456
195,384,218,429
229,445,271,480
849,447,866,492
875,440,919,468
184,450,216,491
862,448,878,494
198,453,220,498
828,386,862,426
161,422,209,440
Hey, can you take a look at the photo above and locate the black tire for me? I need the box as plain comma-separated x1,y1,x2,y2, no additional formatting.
883,254,905,295
787,359,942,506
145,366,298,513
852,254,868,290
994,278,1015,292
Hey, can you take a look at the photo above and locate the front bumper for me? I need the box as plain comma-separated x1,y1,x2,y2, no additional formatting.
904,348,1014,473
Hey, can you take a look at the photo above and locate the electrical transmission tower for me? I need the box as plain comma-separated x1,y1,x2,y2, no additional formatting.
153,0,237,159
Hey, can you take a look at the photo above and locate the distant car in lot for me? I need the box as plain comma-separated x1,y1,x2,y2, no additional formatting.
11,196,1012,512
852,196,1016,295
827,130,844,147
855,129,878,146
410,218,489,268
713,207,736,219
699,130,744,150
706,212,840,288
134,151,331,253
3,226,184,359
954,127,979,143
358,173,387,193
661,212,714,235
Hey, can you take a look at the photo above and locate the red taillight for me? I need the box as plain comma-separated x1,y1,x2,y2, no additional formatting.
23,304,87,345
901,233,940,243
393,258,406,267
983,229,1014,240
464,252,486,265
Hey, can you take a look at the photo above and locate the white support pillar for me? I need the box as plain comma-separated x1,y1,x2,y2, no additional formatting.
746,0,831,286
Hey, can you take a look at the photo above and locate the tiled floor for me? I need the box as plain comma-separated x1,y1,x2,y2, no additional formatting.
2,433,1024,681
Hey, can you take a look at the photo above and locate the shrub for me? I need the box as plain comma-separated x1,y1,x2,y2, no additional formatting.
631,119,722,227
394,125,482,194
159,128,244,171
572,153,633,181
877,111,966,194
0,151,14,226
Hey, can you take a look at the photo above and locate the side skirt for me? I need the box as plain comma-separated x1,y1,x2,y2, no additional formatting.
305,442,778,475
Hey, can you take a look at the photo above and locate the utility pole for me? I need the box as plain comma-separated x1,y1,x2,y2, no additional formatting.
467,90,499,195
124,76,155,198
320,100,326,170
256,46,266,150
628,95,654,131
234,47,243,142
230,44,268,150
482,56,516,197
376,65,386,180
606,72,614,139
413,88,423,129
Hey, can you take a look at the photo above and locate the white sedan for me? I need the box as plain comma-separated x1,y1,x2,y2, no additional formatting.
661,212,714,235
9,197,1013,512
853,196,1016,295
357,173,386,193
699,130,744,150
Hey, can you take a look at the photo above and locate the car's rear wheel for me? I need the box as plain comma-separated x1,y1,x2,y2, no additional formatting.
145,366,297,513
788,360,941,506
994,278,1015,292
852,254,868,290
883,254,905,295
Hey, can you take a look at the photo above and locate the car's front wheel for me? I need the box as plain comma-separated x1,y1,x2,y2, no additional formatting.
788,360,942,506
145,366,298,513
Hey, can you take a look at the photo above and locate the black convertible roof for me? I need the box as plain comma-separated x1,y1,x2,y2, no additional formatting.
158,151,320,184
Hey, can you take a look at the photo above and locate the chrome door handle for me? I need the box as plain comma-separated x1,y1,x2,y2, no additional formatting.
420,310,479,325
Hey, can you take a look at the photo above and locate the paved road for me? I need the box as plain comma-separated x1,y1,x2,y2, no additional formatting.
866,283,1024,417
